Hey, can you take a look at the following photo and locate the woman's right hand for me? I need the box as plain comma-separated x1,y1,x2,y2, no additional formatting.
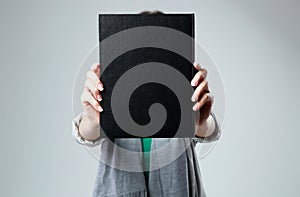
78,63,104,140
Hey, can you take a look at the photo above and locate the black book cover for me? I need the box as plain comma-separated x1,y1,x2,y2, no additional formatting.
99,13,196,139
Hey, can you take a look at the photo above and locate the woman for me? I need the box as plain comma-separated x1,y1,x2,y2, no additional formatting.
72,60,221,197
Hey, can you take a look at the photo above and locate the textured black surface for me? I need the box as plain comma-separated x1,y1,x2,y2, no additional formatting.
99,14,195,139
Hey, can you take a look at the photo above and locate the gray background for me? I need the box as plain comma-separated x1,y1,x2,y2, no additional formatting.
0,0,299,196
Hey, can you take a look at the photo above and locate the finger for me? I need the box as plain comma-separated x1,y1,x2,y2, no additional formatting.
191,79,209,102
80,91,103,112
191,68,208,87
91,63,101,77
192,92,214,111
90,62,100,72
87,70,104,91
193,62,201,71
85,79,102,101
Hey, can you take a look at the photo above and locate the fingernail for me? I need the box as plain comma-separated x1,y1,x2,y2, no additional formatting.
97,84,104,91
98,106,103,112
191,81,195,86
97,95,102,101
191,95,196,102
193,105,197,111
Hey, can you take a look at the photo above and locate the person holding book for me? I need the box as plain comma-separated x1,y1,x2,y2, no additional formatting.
73,10,221,197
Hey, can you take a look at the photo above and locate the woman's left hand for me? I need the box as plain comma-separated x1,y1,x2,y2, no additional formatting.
191,63,214,126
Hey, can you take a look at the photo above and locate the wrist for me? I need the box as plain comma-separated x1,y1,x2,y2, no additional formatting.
83,114,99,129
195,114,215,138
78,114,100,141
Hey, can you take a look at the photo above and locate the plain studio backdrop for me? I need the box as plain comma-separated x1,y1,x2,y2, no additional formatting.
0,0,299,196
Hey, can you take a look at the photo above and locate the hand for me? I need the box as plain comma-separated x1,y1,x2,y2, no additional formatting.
191,63,214,126
80,63,104,126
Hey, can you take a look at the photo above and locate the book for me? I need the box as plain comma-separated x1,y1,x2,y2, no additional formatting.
99,13,196,139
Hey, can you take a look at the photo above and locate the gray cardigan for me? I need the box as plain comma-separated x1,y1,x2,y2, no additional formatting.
72,112,221,197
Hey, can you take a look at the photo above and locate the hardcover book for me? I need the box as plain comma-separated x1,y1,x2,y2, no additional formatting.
99,13,196,139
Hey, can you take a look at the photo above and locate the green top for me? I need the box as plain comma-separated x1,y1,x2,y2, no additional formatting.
141,138,152,184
